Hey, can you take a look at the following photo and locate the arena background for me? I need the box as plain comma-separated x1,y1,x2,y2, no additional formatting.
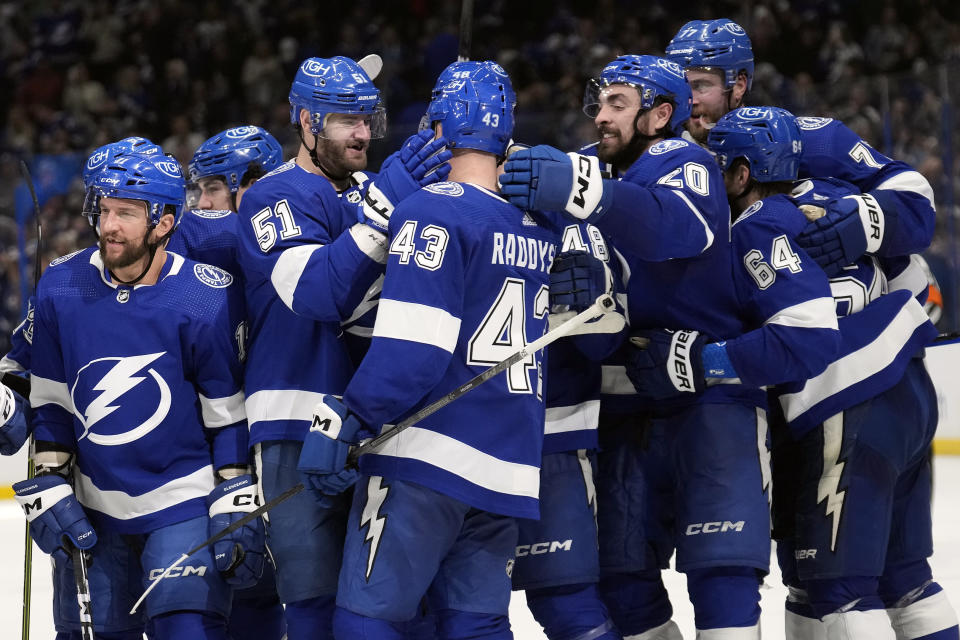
2,0,960,474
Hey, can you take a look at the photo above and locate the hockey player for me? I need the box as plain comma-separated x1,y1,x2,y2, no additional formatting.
705,110,958,640
235,55,450,639
295,59,553,640
664,19,936,279
498,54,776,639
187,125,283,214
15,151,259,639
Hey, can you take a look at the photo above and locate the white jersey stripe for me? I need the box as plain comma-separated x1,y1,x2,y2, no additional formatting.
670,189,715,252
74,464,215,521
271,244,323,311
245,389,326,426
200,390,246,428
765,297,838,329
373,299,462,354
780,298,929,422
876,170,935,208
545,400,600,435
30,375,73,412
366,426,540,499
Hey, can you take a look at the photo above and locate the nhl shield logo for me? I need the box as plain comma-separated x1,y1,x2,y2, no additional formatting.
117,289,130,303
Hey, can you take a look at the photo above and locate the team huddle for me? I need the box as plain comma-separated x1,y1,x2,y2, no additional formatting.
1,16,956,640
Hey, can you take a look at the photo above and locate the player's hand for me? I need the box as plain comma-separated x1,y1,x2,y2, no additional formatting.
14,474,97,564
625,329,708,400
206,474,264,588
360,131,452,233
0,381,30,456
795,194,884,277
297,396,369,496
499,146,610,220
549,250,612,312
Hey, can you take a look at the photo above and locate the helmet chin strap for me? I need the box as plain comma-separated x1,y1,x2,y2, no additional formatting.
109,226,172,286
296,127,350,187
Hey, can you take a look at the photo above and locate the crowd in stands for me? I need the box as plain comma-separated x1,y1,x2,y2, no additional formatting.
1,0,959,349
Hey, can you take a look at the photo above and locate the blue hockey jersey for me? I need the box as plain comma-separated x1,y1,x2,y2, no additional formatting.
724,194,841,388
29,248,247,533
544,222,624,453
345,182,560,520
236,161,385,445
795,117,935,257
167,208,243,277
776,178,938,434
593,138,767,411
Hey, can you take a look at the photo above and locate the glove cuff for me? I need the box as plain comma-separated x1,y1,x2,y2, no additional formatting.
564,153,605,220
666,330,704,393
851,193,884,253
349,223,388,263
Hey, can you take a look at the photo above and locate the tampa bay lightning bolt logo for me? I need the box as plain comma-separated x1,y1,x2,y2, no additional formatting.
225,126,257,139
72,353,171,446
795,117,834,130
194,263,234,288
424,182,464,197
649,139,689,155
155,160,182,178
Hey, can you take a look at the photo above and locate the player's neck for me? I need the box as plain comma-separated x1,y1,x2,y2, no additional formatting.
110,247,168,286
295,147,351,190
448,151,498,192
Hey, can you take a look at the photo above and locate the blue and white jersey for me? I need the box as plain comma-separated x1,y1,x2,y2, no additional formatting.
167,209,243,277
776,178,938,434
725,194,841,387
595,138,765,411
345,182,560,520
795,117,936,257
236,161,384,445
544,222,624,453
29,247,247,534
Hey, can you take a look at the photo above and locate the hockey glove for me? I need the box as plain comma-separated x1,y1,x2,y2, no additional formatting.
206,474,265,588
298,395,367,496
14,474,97,564
795,194,885,277
499,146,612,221
360,131,452,233
550,250,612,312
625,329,709,400
0,381,30,455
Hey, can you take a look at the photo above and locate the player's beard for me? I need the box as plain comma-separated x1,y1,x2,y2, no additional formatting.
317,136,368,180
688,103,726,144
99,230,151,272
597,126,650,170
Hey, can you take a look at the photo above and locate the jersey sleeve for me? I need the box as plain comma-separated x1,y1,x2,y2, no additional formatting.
724,206,840,387
237,175,384,323
592,145,726,261
343,196,465,430
189,283,248,470
798,119,935,256
28,282,75,450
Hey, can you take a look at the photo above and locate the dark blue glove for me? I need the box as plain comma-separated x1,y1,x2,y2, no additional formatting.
550,251,611,311
360,131,452,233
625,329,708,400
298,395,368,496
795,193,885,277
0,382,30,456
14,474,97,564
499,146,611,220
206,474,265,588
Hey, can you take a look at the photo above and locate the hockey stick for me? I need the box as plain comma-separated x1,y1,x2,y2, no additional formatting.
131,294,615,614
69,542,95,640
18,159,41,640
457,0,474,62
129,482,304,614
